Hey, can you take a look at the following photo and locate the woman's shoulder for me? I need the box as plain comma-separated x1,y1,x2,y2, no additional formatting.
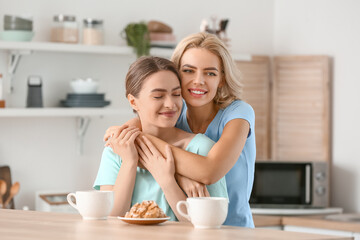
103,146,116,156
191,133,215,144
102,147,121,164
186,134,215,156
225,100,254,112
222,100,254,118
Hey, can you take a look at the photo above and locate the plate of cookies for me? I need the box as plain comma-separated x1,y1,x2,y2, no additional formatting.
118,200,170,225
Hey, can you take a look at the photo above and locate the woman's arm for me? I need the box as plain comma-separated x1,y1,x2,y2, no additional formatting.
101,160,138,216
100,126,141,216
144,119,249,185
175,174,210,197
137,141,188,222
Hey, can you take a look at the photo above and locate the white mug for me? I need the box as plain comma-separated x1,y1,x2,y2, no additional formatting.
67,190,114,220
176,197,228,229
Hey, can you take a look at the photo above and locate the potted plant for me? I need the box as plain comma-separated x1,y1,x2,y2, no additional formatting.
122,22,150,58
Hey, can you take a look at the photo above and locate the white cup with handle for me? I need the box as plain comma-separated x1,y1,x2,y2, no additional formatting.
67,190,114,220
176,197,228,228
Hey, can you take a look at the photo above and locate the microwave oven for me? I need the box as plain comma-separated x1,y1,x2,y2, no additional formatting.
250,161,329,208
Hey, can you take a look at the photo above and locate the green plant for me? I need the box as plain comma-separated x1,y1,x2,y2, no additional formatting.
122,22,150,58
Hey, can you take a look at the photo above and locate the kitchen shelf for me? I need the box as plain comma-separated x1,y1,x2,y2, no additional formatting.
0,41,171,57
0,107,130,117
0,41,252,60
0,107,133,155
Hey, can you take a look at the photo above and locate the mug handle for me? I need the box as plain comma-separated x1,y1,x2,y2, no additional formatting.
176,201,191,221
67,193,77,210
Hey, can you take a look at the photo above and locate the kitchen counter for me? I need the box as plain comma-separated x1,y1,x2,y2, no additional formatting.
254,214,360,233
253,215,282,227
282,215,360,233
0,209,352,240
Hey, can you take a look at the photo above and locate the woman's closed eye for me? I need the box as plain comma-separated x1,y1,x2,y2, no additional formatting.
172,90,181,97
153,95,163,99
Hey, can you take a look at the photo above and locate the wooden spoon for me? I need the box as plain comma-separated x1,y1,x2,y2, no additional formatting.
0,180,7,207
3,182,20,208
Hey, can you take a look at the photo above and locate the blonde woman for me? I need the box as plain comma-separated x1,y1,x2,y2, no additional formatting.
94,56,227,221
104,33,255,227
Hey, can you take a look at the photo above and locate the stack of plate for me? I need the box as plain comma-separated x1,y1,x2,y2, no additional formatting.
60,93,110,108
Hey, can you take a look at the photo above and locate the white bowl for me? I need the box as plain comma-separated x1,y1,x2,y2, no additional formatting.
70,78,99,94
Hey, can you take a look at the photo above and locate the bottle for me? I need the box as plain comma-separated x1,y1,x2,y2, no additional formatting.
0,74,5,108
51,14,78,43
82,18,104,45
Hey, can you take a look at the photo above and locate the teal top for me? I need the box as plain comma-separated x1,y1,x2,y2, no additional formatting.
93,133,228,221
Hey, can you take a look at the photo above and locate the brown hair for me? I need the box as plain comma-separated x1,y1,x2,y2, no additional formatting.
171,32,243,108
126,56,181,98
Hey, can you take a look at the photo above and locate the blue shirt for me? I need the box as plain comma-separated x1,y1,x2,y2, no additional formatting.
93,134,228,221
176,100,256,227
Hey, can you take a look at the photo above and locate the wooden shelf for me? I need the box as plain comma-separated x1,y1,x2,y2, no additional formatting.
0,107,131,117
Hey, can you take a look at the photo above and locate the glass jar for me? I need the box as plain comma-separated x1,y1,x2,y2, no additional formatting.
82,18,104,45
51,14,78,43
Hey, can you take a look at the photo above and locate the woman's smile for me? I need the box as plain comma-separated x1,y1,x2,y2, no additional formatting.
188,88,208,97
159,110,177,118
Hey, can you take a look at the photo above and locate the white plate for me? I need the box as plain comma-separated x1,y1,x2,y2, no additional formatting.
118,216,170,225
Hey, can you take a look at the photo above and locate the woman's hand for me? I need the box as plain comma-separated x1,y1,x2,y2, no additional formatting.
103,118,142,141
175,174,210,197
106,126,141,165
136,136,175,186
104,125,127,142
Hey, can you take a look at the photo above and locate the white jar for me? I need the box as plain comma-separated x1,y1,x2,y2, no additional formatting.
51,15,78,43
82,19,103,45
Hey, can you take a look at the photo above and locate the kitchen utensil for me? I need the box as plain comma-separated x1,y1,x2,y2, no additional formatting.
0,180,7,207
0,166,15,209
67,93,104,101
82,18,104,45
176,197,228,229
3,182,20,208
70,78,98,94
0,30,34,41
51,14,78,43
60,99,110,108
60,93,110,108
4,15,33,25
4,15,33,31
26,75,43,108
4,22,33,31
67,190,114,220
118,216,170,225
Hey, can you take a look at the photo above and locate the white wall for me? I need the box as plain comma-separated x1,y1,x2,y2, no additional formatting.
0,0,274,209
274,0,360,213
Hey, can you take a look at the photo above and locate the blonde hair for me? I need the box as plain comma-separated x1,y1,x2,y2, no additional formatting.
171,32,243,108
